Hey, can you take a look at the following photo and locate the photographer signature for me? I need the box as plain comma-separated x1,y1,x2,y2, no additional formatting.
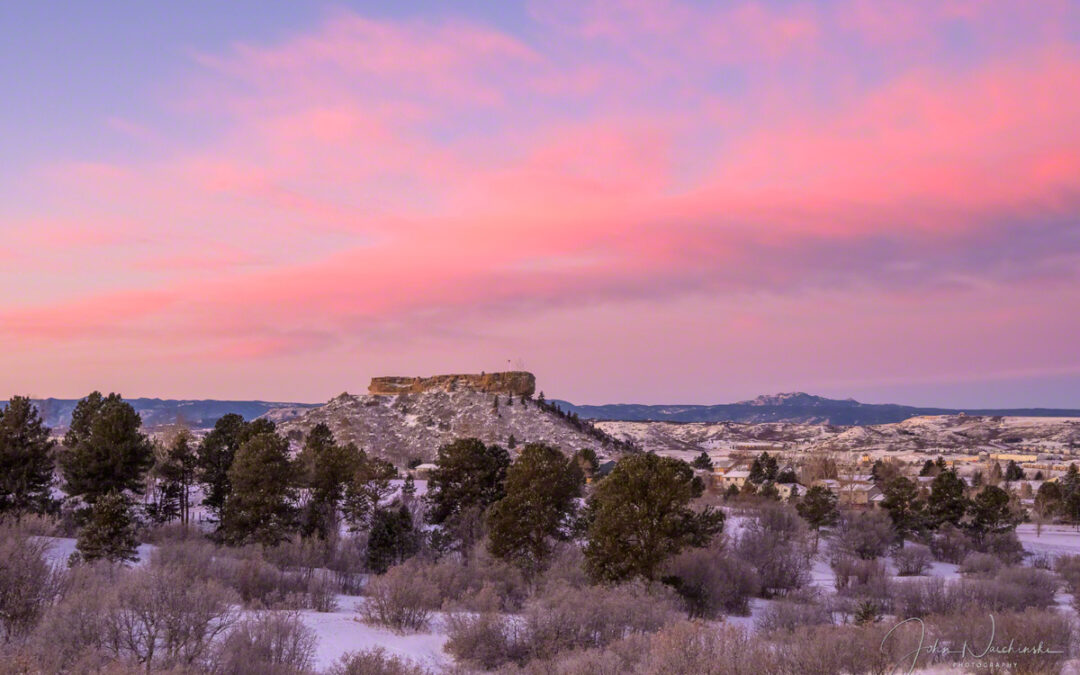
880,614,1064,674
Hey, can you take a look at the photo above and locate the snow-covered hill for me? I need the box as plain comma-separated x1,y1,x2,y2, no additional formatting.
270,390,632,466
597,414,1080,456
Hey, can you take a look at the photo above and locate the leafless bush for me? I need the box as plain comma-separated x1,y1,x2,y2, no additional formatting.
893,544,931,576
774,623,908,675
755,592,833,634
663,543,759,617
0,529,60,642
833,510,893,560
444,612,527,670
1056,554,1080,599
919,610,1072,674
329,647,430,675
928,523,971,563
522,580,679,661
894,567,1056,618
633,620,780,674
979,530,1025,565
398,545,528,613
892,578,951,618
1030,551,1052,570
140,521,205,545
736,504,812,597
535,543,590,592
362,560,440,632
212,611,316,675
447,580,679,668
959,551,1002,577
106,565,240,670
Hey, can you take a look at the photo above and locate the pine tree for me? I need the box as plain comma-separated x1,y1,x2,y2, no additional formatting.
425,438,509,525
926,469,968,529
218,432,297,546
296,424,358,538
365,504,418,574
690,452,713,471
401,473,416,500
880,477,925,546
573,447,599,480
76,491,139,564
487,443,584,576
919,459,935,477
748,452,778,484
584,453,723,583
0,396,55,516
967,485,1019,543
1004,460,1025,482
796,485,839,536
342,454,397,530
60,392,153,505
196,414,268,520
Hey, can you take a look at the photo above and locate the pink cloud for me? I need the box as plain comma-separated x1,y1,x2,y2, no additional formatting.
3,3,1079,398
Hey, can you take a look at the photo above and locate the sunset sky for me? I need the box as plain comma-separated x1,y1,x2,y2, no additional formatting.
2,1,1079,407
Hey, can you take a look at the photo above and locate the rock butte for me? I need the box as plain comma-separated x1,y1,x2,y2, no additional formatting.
368,371,537,397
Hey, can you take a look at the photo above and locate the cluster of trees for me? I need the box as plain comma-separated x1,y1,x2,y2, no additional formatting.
1,391,723,588
425,438,722,583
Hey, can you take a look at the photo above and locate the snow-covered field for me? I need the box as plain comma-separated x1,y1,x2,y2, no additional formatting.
294,597,449,672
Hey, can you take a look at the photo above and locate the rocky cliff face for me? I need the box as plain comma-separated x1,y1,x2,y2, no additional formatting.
368,371,536,397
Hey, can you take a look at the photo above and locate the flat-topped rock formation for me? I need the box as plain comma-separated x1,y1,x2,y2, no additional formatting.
368,371,536,397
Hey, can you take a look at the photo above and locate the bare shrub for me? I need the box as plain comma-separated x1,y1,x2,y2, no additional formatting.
400,545,528,613
444,612,526,670
893,544,931,576
663,543,759,617
141,521,205,545
634,621,781,674
1056,554,1080,597
1030,551,1052,570
833,510,893,560
522,580,679,661
959,551,1002,577
928,523,971,563
536,543,590,592
449,581,679,668
362,560,440,632
106,565,240,670
920,610,1072,673
775,623,906,675
990,566,1058,611
213,611,316,675
736,504,812,597
0,529,59,642
979,530,1024,564
893,578,950,618
755,592,833,633
328,647,430,675
28,565,119,672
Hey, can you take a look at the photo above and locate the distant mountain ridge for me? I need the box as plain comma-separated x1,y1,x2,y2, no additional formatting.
20,398,319,431
553,392,1080,426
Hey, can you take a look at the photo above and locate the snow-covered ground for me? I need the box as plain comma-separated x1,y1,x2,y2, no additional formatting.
36,536,156,568
1017,523,1080,558
294,597,449,672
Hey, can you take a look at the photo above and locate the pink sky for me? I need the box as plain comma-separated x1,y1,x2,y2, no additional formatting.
2,1,1079,406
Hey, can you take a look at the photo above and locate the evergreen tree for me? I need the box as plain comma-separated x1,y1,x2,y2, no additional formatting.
796,485,839,536
487,443,584,576
147,429,198,525
926,469,968,529
584,453,723,583
723,484,740,500
342,454,397,530
425,438,509,525
196,414,265,520
76,491,139,564
60,392,153,505
919,459,936,477
573,447,599,480
507,434,517,449
296,424,358,538
776,468,798,484
968,485,1019,543
0,396,55,516
748,452,778,484
880,477,924,546
365,504,419,574
218,432,297,546
690,452,713,471
1034,481,1062,532
401,473,417,500
1004,460,1025,482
